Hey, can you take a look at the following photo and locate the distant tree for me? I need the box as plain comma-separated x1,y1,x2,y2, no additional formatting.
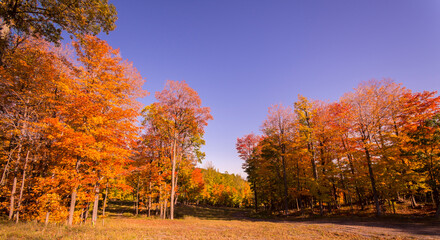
236,133,261,211
261,104,296,216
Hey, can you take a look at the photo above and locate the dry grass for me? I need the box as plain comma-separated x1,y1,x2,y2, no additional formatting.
1,204,439,240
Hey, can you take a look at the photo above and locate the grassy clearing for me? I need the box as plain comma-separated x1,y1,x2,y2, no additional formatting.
1,204,439,239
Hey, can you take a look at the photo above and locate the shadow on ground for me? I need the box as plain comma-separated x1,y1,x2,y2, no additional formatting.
175,204,252,221
176,204,440,238
106,201,440,238
301,217,440,238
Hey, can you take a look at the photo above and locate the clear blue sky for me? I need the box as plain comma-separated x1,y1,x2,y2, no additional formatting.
99,0,440,177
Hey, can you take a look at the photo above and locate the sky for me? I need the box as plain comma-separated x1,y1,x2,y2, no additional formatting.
98,0,440,177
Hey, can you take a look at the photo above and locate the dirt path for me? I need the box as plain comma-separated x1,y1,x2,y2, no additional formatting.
227,207,440,239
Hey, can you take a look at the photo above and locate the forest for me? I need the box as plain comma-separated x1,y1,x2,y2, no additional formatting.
0,0,256,224
237,80,440,218
0,34,256,223
0,1,439,239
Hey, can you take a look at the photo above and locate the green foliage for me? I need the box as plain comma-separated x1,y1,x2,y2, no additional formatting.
198,167,252,208
0,0,117,43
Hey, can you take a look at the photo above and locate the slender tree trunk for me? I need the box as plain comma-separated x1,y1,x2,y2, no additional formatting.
427,155,440,218
348,158,364,210
148,182,152,217
365,147,381,216
332,180,339,209
91,183,100,225
45,212,50,225
155,201,159,216
15,150,30,223
164,198,168,219
160,201,164,218
319,200,323,216
343,138,364,210
173,171,179,206
170,137,177,220
308,143,323,216
8,142,22,221
1,144,19,186
281,154,289,216
432,188,440,218
68,157,81,226
410,194,417,208
102,182,109,217
84,202,90,222
0,19,11,65
253,180,258,212
135,176,140,216
159,184,164,219
68,185,78,226
8,176,17,220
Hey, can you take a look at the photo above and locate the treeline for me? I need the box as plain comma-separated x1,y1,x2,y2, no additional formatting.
237,80,440,217
196,167,252,207
127,166,252,217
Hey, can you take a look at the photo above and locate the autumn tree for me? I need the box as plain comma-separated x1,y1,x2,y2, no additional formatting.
41,35,145,225
402,91,440,217
236,133,261,211
294,95,327,215
0,37,75,222
143,80,212,219
261,104,296,215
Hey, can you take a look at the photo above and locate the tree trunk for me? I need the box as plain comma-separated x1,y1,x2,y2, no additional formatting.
0,19,11,65
45,212,50,225
432,188,440,218
68,157,81,226
159,183,164,219
170,137,177,220
365,147,381,216
319,200,323,216
135,176,140,216
308,143,322,216
102,182,109,217
15,150,30,223
343,139,364,210
1,144,19,186
173,171,179,206
410,194,417,208
148,182,152,217
281,154,289,216
68,186,78,226
253,180,258,212
164,198,168,219
8,176,17,220
155,201,159,216
84,202,90,222
91,183,100,225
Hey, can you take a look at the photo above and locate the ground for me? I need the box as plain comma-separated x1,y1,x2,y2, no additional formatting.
1,203,439,239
